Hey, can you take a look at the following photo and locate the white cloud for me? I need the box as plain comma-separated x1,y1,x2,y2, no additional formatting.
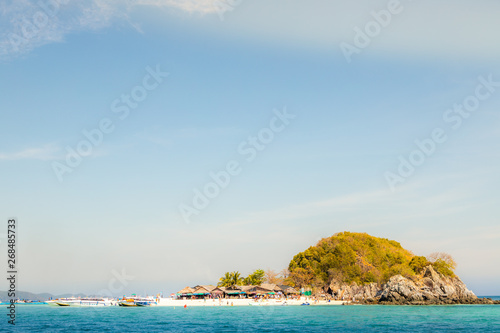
0,0,130,60
1,1,100,59
0,0,226,59
222,178,480,230
134,0,223,14
0,144,60,161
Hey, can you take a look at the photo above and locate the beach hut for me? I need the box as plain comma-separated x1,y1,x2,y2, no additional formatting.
176,286,195,299
224,286,246,298
239,285,257,297
192,285,216,298
260,283,283,293
210,287,225,298
278,285,300,295
240,285,254,293
245,285,275,296
194,285,217,293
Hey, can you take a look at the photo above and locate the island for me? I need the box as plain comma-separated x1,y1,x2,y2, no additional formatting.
174,231,499,306
287,231,499,305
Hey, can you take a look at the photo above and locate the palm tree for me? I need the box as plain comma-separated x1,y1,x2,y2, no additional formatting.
243,269,265,285
230,271,243,287
217,272,233,287
217,271,243,287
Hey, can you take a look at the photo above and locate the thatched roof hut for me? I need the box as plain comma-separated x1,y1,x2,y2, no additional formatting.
177,286,195,295
245,285,275,295
195,285,217,292
224,285,245,295
260,283,282,293
210,287,225,296
278,285,300,294
192,285,216,295
240,285,255,293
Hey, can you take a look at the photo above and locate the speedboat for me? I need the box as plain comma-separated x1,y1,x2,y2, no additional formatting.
136,300,154,306
47,297,78,306
77,298,116,306
49,297,116,306
118,299,137,307
119,296,158,307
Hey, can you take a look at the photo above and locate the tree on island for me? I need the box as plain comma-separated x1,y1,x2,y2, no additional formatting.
217,271,244,287
264,269,289,285
409,256,430,273
243,269,265,285
426,252,457,277
217,269,269,287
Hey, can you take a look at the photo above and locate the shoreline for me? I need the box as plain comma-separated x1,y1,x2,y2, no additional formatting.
3,297,498,307
157,297,344,307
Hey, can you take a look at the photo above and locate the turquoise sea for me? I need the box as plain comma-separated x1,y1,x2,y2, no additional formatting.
3,303,500,332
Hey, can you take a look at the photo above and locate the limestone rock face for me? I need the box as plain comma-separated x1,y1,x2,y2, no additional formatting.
379,275,423,302
328,281,381,301
328,265,481,305
378,266,477,304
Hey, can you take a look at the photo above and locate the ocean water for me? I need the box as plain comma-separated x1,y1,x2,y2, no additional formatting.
3,304,500,332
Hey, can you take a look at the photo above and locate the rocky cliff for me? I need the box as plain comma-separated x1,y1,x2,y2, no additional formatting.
328,265,499,305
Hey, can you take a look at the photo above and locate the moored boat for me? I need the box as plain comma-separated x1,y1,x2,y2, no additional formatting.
118,299,137,307
118,296,158,307
47,298,78,306
48,297,116,306
55,301,71,306
0,300,47,305
77,298,116,306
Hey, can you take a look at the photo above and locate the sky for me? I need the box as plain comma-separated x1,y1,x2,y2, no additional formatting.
1,0,500,296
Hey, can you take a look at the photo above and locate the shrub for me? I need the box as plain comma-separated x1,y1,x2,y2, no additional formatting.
409,256,430,273
431,259,456,277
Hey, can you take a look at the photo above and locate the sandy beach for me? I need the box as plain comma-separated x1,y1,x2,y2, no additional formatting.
157,297,344,307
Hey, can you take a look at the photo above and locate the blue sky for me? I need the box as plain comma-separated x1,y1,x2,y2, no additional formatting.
1,0,500,296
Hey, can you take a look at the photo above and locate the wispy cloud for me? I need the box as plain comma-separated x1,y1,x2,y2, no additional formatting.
0,144,60,161
135,0,224,14
223,179,480,230
0,0,226,60
0,0,123,60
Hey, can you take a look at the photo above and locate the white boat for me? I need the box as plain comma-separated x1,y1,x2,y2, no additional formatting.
48,297,116,307
46,298,77,306
76,298,116,306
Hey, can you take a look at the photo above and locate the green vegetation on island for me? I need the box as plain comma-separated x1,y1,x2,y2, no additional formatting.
217,270,267,288
287,231,457,289
217,269,286,288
